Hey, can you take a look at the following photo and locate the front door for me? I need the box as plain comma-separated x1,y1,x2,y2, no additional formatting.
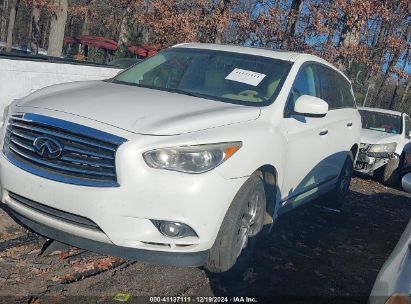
281,64,335,207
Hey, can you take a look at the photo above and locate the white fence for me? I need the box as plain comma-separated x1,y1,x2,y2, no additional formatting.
0,57,121,123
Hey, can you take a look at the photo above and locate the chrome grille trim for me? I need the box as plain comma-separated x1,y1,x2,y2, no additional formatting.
3,113,127,187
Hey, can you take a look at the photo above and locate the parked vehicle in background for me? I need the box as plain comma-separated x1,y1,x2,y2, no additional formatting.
369,219,411,304
355,107,411,186
0,41,47,55
0,43,361,273
401,143,411,193
107,58,142,69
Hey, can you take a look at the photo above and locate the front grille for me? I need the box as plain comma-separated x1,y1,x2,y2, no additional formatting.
3,113,127,187
359,143,370,153
8,192,102,231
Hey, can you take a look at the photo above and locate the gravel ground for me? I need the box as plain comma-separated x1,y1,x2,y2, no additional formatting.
0,176,410,303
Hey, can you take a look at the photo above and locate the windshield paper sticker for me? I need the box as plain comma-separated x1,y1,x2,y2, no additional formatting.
225,68,266,86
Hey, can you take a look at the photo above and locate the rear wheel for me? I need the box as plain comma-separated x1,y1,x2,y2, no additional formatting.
205,175,266,273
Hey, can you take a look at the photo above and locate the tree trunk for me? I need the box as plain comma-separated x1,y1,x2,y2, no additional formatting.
82,7,89,36
389,48,409,110
400,79,410,106
374,23,409,107
41,18,49,48
374,50,401,107
117,1,132,53
211,0,231,44
6,0,19,52
0,0,8,42
48,0,68,57
30,0,41,54
283,0,303,49
388,77,400,110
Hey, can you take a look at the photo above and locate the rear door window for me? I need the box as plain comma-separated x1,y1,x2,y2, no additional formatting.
316,65,343,110
316,65,355,109
341,79,356,108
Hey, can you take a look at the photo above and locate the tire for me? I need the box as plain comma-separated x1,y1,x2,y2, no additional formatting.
327,152,354,208
204,174,266,274
382,156,402,187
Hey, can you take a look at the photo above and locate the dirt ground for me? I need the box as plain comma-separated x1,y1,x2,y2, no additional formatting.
0,176,410,303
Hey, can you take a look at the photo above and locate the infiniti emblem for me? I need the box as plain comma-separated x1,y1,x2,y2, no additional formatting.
33,136,63,159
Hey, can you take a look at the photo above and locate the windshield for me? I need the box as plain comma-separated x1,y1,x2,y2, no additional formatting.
113,48,292,106
359,110,402,134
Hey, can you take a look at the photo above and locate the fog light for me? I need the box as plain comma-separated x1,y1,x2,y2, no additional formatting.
151,220,197,238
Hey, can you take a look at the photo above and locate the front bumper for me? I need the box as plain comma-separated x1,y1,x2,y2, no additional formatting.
4,205,208,266
355,150,396,174
0,148,247,262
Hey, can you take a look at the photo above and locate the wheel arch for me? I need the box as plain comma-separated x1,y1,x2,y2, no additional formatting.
350,144,358,160
254,164,280,228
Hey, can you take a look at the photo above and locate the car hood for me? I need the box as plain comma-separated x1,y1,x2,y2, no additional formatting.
16,81,261,135
360,128,401,145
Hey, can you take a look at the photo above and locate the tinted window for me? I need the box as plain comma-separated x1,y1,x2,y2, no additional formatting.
317,65,343,109
341,78,356,108
285,64,319,116
316,65,356,109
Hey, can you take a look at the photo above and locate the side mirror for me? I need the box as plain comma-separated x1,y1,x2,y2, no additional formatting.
294,95,329,117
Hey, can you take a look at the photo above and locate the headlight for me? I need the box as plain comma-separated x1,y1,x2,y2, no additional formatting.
143,142,242,173
2,104,10,124
368,143,397,153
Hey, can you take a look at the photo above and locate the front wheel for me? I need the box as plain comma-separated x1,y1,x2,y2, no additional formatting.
205,175,266,273
327,152,353,208
382,155,402,187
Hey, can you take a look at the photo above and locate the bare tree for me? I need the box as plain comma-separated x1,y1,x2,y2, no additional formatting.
0,0,9,42
30,0,41,54
117,0,132,53
48,0,68,57
6,0,19,51
283,0,303,49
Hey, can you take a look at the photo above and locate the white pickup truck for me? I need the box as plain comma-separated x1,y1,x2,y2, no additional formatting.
355,107,411,185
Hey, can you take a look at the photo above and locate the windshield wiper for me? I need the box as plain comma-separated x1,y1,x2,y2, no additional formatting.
164,88,205,99
112,80,205,99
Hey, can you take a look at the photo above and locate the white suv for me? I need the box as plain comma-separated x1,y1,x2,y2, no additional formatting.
0,44,361,272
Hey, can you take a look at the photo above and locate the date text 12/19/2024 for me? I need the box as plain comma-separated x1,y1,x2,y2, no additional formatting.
149,297,258,303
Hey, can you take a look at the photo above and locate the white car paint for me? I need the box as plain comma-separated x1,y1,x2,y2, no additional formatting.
0,43,361,266
16,80,261,135
370,219,411,304
360,128,403,152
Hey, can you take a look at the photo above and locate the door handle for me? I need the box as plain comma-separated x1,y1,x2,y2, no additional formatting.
347,122,353,127
319,130,328,136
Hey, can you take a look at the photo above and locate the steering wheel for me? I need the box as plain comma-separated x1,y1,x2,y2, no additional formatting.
238,90,263,100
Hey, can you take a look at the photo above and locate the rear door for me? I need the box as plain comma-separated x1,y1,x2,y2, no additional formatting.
316,64,358,178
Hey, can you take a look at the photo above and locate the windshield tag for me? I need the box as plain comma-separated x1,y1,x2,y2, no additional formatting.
225,68,266,86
